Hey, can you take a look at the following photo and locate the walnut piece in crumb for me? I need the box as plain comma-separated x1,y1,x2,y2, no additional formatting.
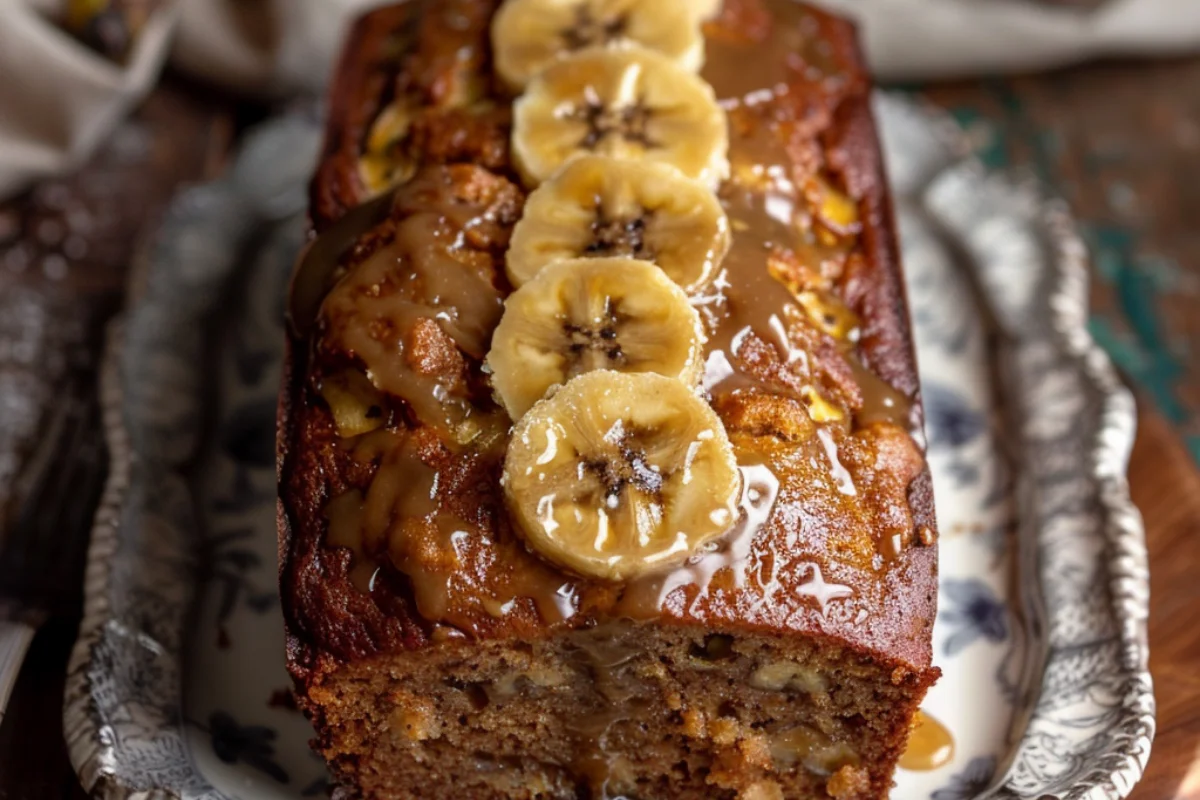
406,317,467,380
390,692,441,741
741,780,784,800
681,706,707,738
715,392,814,442
709,716,740,746
737,731,773,770
826,764,871,798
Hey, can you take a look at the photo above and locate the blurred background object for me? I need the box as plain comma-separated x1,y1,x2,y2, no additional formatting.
0,0,377,199
61,0,163,63
0,285,97,725
822,0,1200,77
1032,0,1111,8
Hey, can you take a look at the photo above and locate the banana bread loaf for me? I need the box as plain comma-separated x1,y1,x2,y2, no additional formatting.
278,1,940,797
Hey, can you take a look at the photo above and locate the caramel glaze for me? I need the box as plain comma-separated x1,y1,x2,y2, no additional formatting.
281,0,938,673
336,428,577,629
701,0,852,108
317,166,517,435
898,710,955,771
303,164,588,642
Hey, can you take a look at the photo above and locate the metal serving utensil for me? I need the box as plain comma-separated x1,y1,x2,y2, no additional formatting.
286,189,397,340
0,288,103,724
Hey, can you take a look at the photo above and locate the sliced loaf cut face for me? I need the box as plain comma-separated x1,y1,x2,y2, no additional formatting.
302,624,935,799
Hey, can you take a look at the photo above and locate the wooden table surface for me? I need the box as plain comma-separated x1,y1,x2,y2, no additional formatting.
0,58,1197,799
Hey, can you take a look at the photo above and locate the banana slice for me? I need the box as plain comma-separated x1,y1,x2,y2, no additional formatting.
685,0,722,20
487,257,705,419
319,369,386,438
504,370,740,580
512,46,729,189
492,0,704,92
506,155,730,292
358,101,416,196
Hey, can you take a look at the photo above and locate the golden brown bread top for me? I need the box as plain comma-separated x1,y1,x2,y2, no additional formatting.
280,0,938,676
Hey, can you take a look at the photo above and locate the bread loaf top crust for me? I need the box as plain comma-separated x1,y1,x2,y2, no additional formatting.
279,0,937,683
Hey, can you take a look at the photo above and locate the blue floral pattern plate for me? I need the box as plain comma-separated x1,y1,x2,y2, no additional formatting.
64,94,1153,799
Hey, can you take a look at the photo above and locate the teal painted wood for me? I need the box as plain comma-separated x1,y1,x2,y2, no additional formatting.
905,80,1200,463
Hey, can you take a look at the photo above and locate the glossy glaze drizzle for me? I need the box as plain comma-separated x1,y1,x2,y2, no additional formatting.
898,711,955,771
617,461,780,618
700,0,845,108
328,429,580,632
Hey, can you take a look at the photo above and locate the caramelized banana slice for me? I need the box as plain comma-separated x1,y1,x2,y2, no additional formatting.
487,257,705,420
504,370,740,580
512,47,729,188
492,0,703,92
319,370,386,438
506,155,730,291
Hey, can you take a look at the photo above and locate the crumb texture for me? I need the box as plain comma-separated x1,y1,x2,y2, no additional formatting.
300,625,933,799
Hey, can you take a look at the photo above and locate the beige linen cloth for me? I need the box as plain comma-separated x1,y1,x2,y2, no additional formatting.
0,0,384,199
2,0,1200,201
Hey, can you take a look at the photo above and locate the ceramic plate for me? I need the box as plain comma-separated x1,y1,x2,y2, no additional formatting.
65,94,1153,800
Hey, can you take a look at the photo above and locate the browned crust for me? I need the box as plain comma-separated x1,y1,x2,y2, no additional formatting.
310,3,420,232
823,67,940,654
280,2,938,689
